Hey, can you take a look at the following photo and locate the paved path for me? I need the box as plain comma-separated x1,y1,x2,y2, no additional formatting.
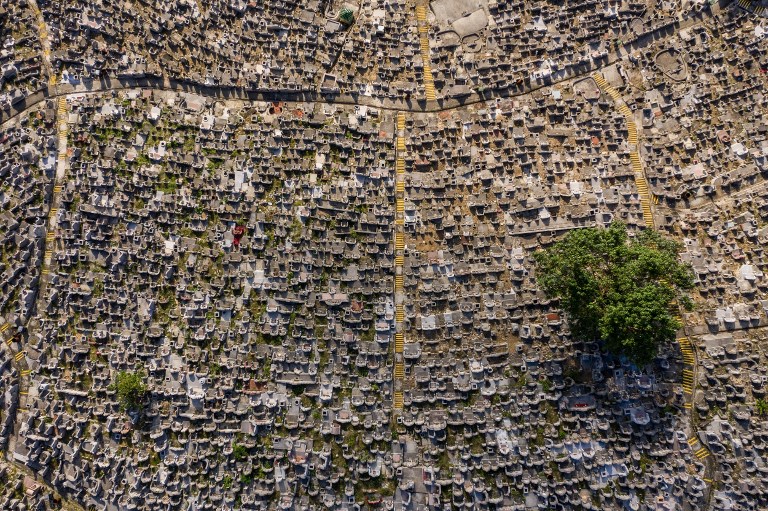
591,72,655,228
415,4,436,102
26,0,54,83
393,113,407,413
1,8,83,510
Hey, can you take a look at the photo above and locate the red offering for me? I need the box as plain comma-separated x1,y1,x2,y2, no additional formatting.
233,225,245,247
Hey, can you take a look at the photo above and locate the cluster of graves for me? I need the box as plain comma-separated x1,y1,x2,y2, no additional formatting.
391,69,702,511
422,0,711,100
0,1,765,510
0,0,46,110
25,0,713,104
10,91,401,510
39,0,418,99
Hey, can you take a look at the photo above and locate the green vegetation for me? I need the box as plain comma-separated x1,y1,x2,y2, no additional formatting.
638,453,652,473
92,279,104,298
232,442,248,461
157,172,178,193
533,222,694,365
756,399,768,417
437,451,451,473
289,218,302,242
110,370,148,411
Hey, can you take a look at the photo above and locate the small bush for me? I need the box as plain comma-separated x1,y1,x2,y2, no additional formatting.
110,370,147,411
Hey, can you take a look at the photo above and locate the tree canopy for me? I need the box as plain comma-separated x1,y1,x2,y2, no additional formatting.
111,370,148,411
533,222,694,365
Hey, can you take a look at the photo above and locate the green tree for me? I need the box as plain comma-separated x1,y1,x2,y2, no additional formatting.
232,442,248,461
533,222,694,364
110,370,148,411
